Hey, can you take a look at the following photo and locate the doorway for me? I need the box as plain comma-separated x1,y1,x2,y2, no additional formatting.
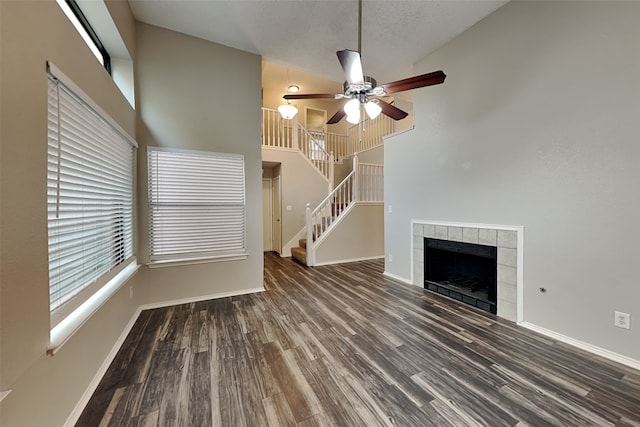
305,107,327,132
262,163,282,255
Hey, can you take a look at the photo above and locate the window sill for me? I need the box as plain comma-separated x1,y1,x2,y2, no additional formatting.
48,259,140,356
147,253,249,269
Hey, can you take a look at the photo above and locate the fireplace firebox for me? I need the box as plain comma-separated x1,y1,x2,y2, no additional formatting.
424,238,497,314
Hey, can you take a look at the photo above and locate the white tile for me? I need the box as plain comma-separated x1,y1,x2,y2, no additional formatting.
412,223,422,237
497,230,517,249
497,264,517,286
413,247,423,264
423,224,436,238
497,299,517,322
462,228,479,244
448,226,463,242
434,225,448,239
413,235,423,250
413,264,424,286
498,247,517,268
497,281,517,303
478,229,497,246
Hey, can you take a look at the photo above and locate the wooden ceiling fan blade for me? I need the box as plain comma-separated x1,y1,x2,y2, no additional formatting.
283,93,337,100
377,99,408,120
327,108,346,125
380,70,446,94
337,50,364,85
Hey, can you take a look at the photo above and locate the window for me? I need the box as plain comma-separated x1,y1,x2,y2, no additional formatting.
47,68,136,328
147,148,247,265
56,0,111,74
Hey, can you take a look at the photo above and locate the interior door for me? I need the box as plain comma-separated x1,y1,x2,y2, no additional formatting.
272,176,282,254
262,178,272,251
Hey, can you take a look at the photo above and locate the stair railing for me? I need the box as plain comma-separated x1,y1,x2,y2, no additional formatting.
305,171,355,266
297,123,334,191
357,162,384,202
304,155,384,266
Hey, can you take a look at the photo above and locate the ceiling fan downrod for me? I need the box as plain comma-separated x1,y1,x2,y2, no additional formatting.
357,0,362,54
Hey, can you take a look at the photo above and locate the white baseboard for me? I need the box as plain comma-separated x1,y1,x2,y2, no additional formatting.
314,255,384,267
520,322,640,371
139,287,265,311
64,306,143,427
382,271,413,286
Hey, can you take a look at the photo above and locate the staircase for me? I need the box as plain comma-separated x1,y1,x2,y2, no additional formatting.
262,107,387,266
291,238,308,265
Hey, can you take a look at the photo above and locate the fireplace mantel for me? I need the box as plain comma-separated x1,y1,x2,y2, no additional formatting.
411,220,523,322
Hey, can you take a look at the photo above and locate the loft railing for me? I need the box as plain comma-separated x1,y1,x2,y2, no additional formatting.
347,114,395,155
304,155,384,266
262,108,294,149
262,107,395,161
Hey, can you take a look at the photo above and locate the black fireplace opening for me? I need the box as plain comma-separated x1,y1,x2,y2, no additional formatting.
424,238,497,314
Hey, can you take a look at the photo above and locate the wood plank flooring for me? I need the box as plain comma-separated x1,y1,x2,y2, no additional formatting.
77,253,640,426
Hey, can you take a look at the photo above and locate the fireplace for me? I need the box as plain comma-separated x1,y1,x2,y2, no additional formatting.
424,238,497,314
412,222,522,322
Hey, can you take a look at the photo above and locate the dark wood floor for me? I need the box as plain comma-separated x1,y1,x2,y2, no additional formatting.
78,253,640,426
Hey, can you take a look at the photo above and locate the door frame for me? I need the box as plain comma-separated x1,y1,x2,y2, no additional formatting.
262,178,272,252
272,175,282,254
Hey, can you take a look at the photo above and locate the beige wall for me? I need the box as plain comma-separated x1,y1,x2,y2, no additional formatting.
315,204,385,265
385,1,640,360
133,23,264,304
0,1,138,425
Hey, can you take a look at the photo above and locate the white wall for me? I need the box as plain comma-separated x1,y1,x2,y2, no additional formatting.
0,1,139,425
385,1,640,360
133,23,264,304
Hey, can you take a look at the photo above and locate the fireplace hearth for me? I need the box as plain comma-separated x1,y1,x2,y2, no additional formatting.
424,237,497,314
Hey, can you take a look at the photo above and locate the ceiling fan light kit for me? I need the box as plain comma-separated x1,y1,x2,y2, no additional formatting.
364,99,382,120
281,0,446,125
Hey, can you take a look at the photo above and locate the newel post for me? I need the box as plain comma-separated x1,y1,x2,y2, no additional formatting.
353,154,359,202
305,203,314,266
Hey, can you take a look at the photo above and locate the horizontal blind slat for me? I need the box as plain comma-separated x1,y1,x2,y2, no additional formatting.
148,148,245,261
47,76,135,315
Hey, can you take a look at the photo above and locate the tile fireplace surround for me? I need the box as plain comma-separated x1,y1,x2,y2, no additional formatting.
412,221,523,322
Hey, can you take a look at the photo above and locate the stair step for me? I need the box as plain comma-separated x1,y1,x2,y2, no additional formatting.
291,246,307,266
299,238,306,249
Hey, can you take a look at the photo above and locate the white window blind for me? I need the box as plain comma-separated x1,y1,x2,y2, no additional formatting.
47,74,135,326
147,148,246,264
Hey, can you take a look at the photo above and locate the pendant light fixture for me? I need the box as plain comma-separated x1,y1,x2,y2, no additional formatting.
278,102,298,120
278,68,299,120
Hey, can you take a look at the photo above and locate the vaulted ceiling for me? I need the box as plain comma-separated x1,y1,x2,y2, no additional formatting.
129,0,508,93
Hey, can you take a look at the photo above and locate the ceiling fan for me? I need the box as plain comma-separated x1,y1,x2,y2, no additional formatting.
283,0,446,125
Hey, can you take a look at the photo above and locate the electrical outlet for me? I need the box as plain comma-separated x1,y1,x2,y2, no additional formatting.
614,311,630,330
388,254,393,262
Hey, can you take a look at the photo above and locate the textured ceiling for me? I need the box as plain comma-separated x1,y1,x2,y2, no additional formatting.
130,0,508,92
